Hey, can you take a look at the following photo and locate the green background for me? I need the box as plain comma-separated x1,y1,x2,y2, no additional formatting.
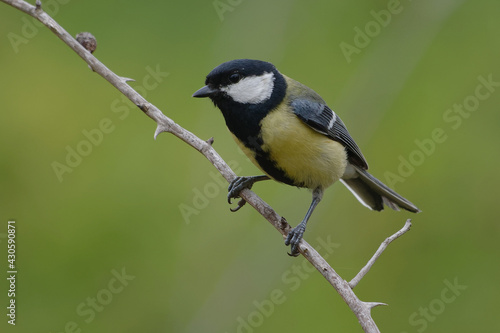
1,0,499,332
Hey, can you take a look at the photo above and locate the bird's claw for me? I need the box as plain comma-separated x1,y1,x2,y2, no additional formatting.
285,225,306,257
230,199,247,212
227,177,255,212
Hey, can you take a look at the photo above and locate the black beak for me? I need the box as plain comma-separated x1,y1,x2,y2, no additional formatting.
192,85,218,98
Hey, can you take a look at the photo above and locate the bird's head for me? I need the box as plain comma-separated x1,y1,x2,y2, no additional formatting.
193,59,282,107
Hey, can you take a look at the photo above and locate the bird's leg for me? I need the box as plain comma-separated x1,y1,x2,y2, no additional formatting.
285,187,324,256
228,175,270,212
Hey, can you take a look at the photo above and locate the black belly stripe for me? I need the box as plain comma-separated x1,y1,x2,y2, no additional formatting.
254,151,299,187
229,124,300,187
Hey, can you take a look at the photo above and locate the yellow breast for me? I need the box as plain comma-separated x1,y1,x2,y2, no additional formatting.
258,106,347,189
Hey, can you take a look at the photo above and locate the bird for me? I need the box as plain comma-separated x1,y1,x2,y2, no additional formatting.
193,59,420,256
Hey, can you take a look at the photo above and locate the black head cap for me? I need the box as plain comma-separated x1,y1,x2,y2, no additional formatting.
205,59,277,87
192,59,280,100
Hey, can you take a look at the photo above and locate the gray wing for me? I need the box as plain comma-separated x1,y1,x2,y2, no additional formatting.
291,99,368,169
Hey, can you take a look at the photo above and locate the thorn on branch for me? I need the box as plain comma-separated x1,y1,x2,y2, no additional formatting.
75,32,97,54
365,302,388,309
154,124,171,140
121,77,136,83
206,137,214,146
35,0,41,10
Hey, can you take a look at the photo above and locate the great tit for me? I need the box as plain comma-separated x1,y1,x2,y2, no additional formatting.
193,59,420,256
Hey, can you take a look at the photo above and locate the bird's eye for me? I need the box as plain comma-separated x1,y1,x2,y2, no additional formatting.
229,73,241,83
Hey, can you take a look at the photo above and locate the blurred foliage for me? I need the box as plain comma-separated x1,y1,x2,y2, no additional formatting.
1,0,499,332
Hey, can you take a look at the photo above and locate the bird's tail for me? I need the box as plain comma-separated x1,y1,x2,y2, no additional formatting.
340,165,420,213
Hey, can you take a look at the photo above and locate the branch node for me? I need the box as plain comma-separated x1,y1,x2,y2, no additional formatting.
138,103,149,113
206,137,214,146
35,0,41,10
75,32,97,53
279,216,288,230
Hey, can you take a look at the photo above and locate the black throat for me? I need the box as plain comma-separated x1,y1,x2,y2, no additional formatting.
211,71,287,150
210,71,297,186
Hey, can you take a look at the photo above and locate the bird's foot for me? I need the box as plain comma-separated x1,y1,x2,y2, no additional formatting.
285,224,306,257
227,176,257,212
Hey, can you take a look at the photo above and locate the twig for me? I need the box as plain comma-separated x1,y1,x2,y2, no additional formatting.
349,219,413,289
0,1,414,332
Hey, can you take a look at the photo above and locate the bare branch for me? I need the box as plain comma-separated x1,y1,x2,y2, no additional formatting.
0,1,414,332
349,219,413,289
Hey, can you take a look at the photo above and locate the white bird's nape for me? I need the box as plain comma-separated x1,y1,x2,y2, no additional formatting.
221,72,275,104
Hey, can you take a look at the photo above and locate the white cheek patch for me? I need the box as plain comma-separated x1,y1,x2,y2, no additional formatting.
222,72,275,104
